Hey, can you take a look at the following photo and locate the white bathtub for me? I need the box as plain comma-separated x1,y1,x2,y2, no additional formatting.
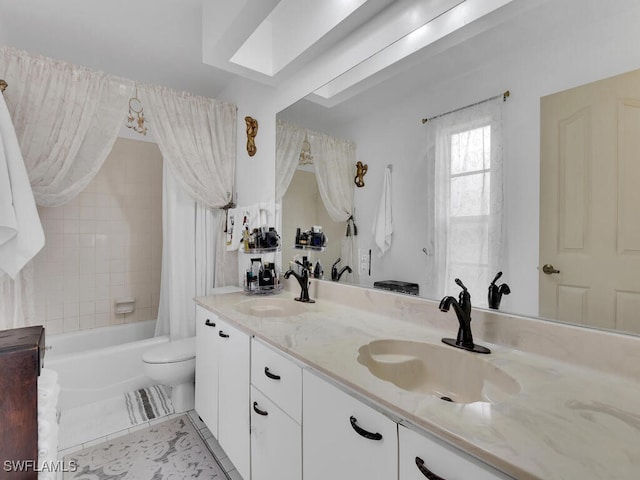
46,320,169,411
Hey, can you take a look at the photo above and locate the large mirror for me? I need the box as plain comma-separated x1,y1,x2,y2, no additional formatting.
277,0,640,336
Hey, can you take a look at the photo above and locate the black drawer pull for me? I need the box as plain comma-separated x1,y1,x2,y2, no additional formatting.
349,416,382,441
253,401,268,416
205,319,216,327
219,331,229,338
264,367,281,380
415,457,446,480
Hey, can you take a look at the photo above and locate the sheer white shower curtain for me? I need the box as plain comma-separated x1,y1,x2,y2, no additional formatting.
276,120,359,283
0,47,133,329
140,85,237,339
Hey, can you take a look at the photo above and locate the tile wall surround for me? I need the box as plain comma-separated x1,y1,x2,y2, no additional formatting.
305,280,640,381
33,138,163,334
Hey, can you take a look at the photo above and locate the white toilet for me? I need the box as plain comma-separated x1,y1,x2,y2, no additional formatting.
142,336,196,413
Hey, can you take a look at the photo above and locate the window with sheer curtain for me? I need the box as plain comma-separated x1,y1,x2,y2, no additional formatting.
429,97,505,304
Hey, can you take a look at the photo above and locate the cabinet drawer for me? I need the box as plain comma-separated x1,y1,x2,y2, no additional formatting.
251,338,302,423
399,425,511,480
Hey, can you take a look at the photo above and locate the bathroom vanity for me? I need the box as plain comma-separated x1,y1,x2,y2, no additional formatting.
194,282,640,480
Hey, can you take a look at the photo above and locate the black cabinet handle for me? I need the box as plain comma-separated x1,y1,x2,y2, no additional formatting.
219,331,229,338
264,366,281,380
253,401,268,416
349,416,382,441
415,457,446,480
205,319,216,327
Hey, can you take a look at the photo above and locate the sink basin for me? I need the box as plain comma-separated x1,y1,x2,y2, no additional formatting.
357,339,520,404
233,297,307,318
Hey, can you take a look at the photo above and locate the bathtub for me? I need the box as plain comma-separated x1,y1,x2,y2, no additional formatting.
46,320,169,411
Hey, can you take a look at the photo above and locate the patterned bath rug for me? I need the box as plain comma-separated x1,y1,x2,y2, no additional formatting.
64,415,227,479
59,385,174,450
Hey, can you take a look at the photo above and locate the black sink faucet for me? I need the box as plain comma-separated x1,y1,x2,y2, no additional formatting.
488,271,511,310
439,278,490,354
284,261,315,303
331,258,352,282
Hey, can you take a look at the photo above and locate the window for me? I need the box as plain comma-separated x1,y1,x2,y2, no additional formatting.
430,101,505,305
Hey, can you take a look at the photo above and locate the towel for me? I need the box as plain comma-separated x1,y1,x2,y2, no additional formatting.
0,94,44,278
372,165,393,256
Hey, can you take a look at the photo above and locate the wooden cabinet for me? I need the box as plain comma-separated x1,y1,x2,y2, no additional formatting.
195,306,220,436
194,306,250,480
303,369,398,480
250,338,302,480
0,325,45,480
399,424,511,480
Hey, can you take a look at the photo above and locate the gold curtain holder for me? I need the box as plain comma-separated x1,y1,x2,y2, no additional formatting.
0,79,8,93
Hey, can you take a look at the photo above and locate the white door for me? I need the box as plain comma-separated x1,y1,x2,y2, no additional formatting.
218,319,251,480
194,306,219,436
250,386,301,480
302,370,398,480
540,68,640,333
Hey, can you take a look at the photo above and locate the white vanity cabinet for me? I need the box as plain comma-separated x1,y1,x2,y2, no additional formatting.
399,424,512,480
302,369,398,480
195,305,220,436
250,338,302,480
194,305,251,480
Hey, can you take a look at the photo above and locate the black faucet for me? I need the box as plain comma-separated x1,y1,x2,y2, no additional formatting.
331,258,352,282
284,261,315,303
439,278,490,354
488,271,511,310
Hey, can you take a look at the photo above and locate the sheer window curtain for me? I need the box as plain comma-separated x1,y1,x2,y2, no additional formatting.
139,85,237,338
426,97,506,303
0,47,133,329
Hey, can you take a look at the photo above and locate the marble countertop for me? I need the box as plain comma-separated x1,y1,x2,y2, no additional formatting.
195,289,640,480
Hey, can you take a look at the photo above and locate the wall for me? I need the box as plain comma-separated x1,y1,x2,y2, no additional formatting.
33,137,163,334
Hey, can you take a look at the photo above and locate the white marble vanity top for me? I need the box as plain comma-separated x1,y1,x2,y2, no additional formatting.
195,285,640,480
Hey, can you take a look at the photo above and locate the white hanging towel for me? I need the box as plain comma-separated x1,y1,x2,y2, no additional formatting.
0,94,44,278
372,165,393,256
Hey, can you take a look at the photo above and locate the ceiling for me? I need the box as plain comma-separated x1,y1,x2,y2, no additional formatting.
0,0,541,107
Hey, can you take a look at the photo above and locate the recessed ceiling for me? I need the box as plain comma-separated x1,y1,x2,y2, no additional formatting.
0,0,536,107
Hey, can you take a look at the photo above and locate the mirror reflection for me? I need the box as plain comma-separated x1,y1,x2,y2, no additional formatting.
277,0,640,336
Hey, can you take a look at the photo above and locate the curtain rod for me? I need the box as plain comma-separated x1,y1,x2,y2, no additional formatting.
421,90,510,124
0,79,7,94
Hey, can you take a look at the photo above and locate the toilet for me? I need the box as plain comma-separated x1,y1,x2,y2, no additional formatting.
142,336,196,413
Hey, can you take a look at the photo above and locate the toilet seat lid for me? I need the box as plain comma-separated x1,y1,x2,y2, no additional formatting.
143,336,196,364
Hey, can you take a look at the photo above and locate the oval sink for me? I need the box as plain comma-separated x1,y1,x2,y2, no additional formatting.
357,339,520,404
233,297,307,318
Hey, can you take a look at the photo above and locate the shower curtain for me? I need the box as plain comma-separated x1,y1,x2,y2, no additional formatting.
140,85,237,339
276,120,359,283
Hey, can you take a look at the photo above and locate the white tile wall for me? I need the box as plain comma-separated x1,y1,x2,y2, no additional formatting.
34,138,163,334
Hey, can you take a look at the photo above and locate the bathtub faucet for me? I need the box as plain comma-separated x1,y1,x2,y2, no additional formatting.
284,261,315,303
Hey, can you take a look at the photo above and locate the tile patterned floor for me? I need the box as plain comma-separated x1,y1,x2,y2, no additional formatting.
57,410,243,480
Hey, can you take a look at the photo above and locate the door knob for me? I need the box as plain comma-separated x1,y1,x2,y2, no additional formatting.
542,264,560,275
